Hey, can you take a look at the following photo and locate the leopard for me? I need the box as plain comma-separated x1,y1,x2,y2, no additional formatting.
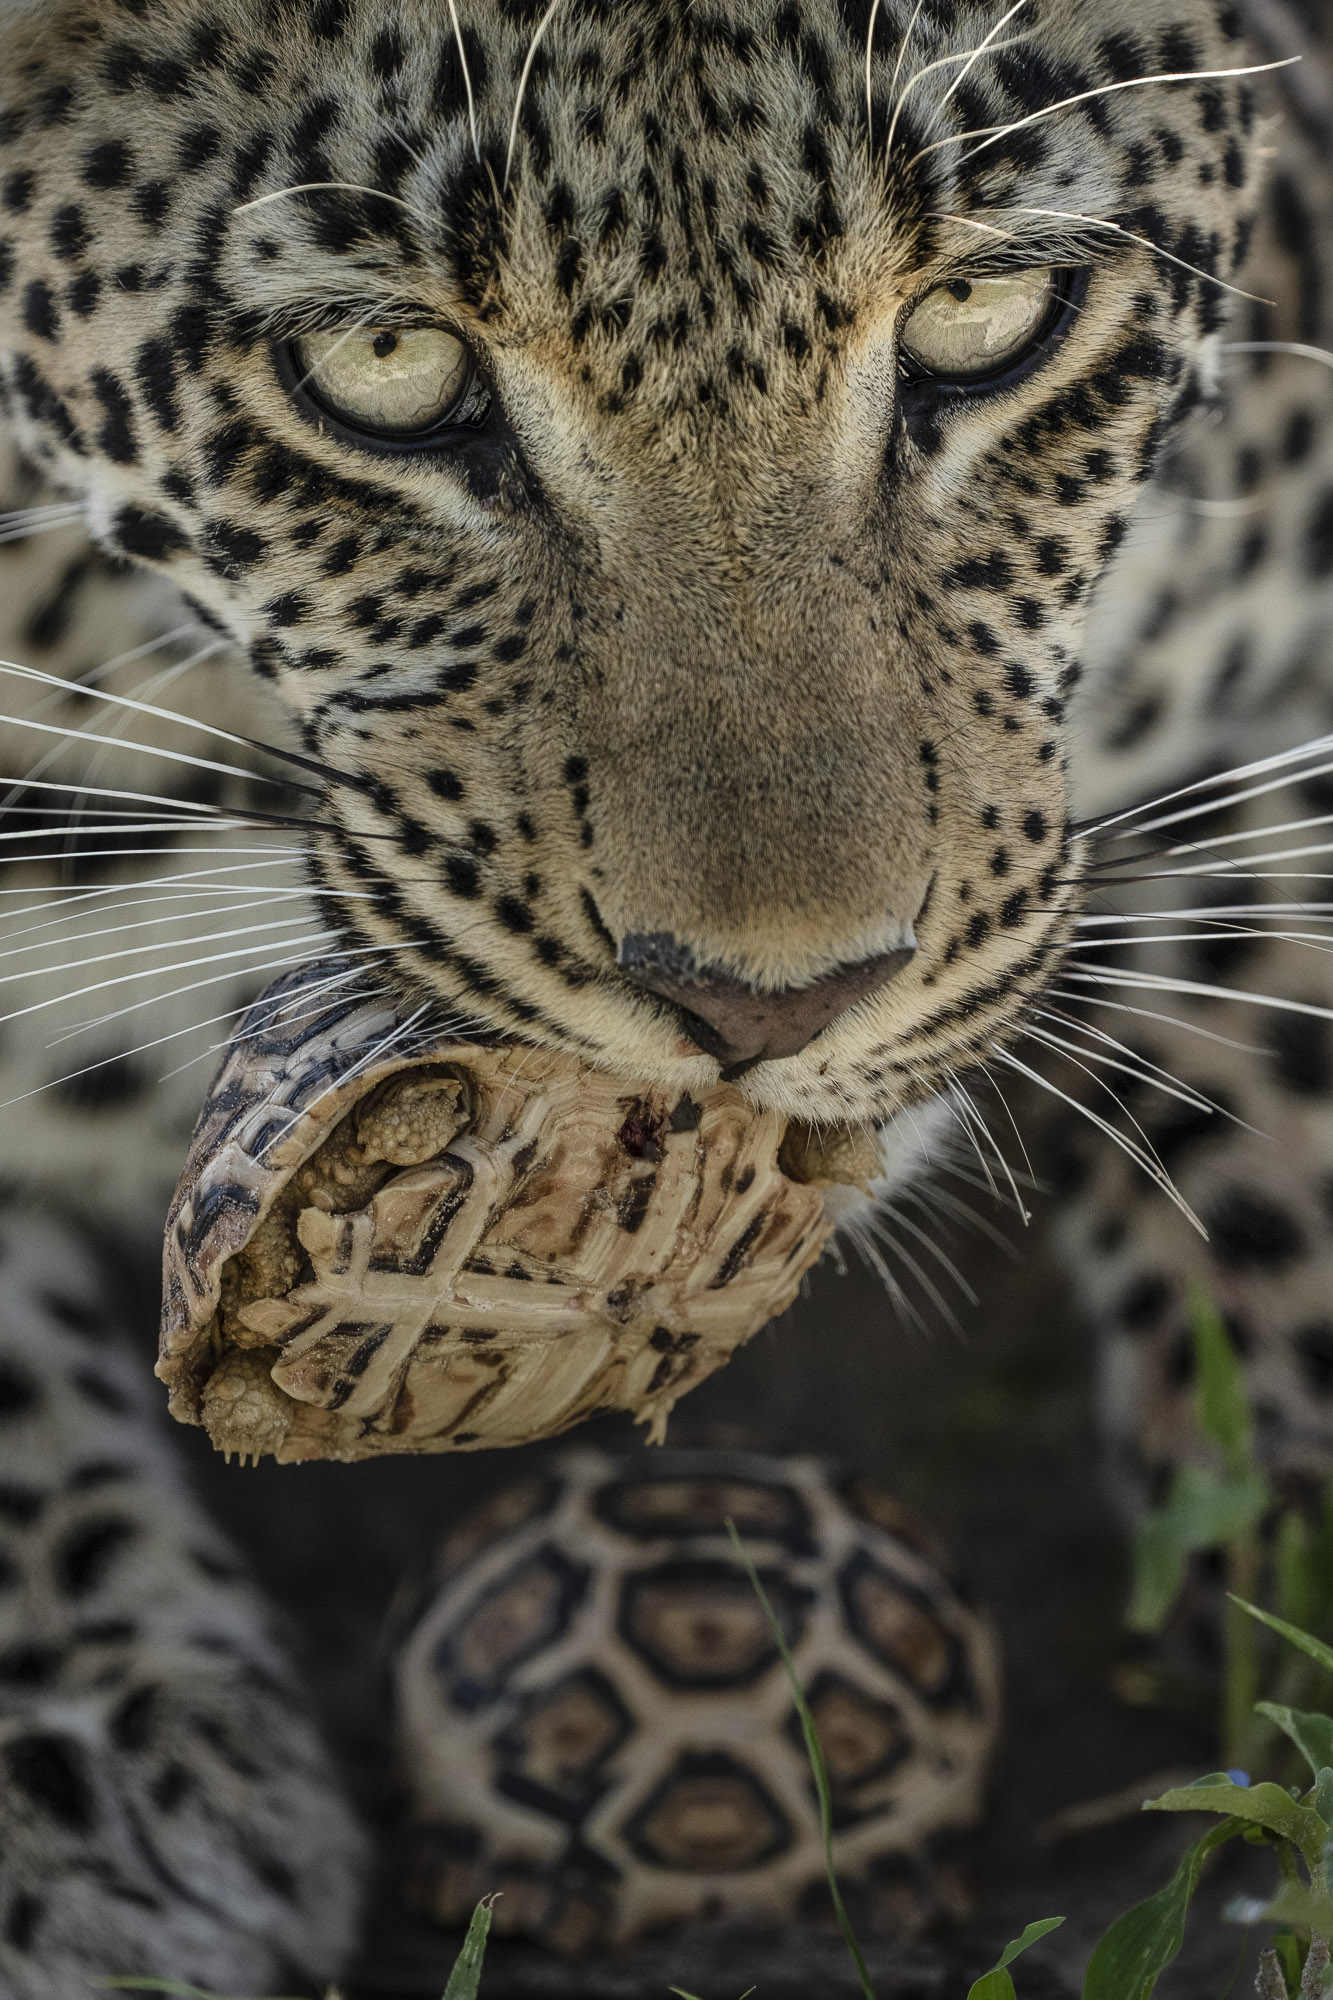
0,0,1331,1990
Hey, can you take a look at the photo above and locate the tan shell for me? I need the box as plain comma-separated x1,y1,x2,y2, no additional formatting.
159,965,857,1463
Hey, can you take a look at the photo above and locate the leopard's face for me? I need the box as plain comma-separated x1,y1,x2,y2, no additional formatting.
0,0,1261,1124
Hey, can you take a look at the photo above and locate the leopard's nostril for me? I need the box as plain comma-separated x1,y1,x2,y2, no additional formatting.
617,930,916,1076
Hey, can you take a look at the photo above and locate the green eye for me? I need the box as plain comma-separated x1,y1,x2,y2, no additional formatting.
900,269,1060,382
290,325,489,439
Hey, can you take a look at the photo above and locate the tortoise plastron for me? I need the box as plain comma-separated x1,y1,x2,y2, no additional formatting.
159,966,867,1463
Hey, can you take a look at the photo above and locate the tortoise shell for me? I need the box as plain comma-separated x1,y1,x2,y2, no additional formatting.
159,966,870,1463
391,1449,1001,1952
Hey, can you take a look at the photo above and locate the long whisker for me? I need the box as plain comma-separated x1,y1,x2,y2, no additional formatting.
1006,206,1275,307
1063,966,1333,1024
1079,733,1333,841
445,0,481,163
969,1064,1037,1216
883,0,928,124
905,56,1299,169
933,1,1029,118
884,29,1029,164
873,1202,979,1305
1047,986,1265,1054
0,658,368,795
504,0,567,190
1032,1000,1221,1094
234,182,433,230
864,0,889,147
1222,340,1333,371
0,913,338,997
0,861,309,930
1022,1015,1229,1118
948,1073,1030,1222
991,1046,1204,1234
0,505,88,546
52,938,423,1047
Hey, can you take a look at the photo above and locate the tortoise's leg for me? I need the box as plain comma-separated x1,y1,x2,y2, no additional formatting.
0,1202,367,1998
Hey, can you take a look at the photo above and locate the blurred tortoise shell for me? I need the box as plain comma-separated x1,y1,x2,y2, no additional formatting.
391,1448,1001,1953
159,965,875,1463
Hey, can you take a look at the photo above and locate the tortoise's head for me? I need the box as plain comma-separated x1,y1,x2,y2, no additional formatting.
0,0,1263,1120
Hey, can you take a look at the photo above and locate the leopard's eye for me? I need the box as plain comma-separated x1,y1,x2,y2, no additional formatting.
289,326,489,439
900,268,1060,383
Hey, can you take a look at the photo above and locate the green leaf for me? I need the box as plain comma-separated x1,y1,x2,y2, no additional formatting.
966,1972,1016,2000
1146,1777,1325,1868
1276,1511,1317,1635
1317,1769,1333,1827
1273,1935,1303,1994
443,1897,494,2000
1231,1598,1333,1679
1256,1706,1333,1782
1128,1468,1269,1633
1128,1511,1190,1634
1082,1819,1245,1999
1248,1880,1333,1940
967,1919,1065,2000
1191,1283,1252,1474
1171,1465,1270,1546
728,1518,876,2000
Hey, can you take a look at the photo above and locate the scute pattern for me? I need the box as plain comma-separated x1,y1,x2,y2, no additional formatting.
393,1450,1000,1951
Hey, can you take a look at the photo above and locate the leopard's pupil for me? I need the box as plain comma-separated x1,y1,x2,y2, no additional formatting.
947,280,973,303
372,331,399,359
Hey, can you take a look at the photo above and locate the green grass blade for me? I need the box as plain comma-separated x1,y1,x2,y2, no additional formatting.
1230,1597,1333,1678
1190,1282,1252,1475
443,1897,495,2000
1255,1705,1333,1782
727,1517,876,2000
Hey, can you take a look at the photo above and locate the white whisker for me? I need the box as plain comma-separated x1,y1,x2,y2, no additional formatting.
934,1,1029,118
1082,732,1333,841
51,939,422,1046
445,0,481,162
1006,207,1275,307
1063,966,1333,1024
1,927,333,1033
991,1046,1204,1234
234,181,432,230
504,0,567,190
884,25,1028,165
0,657,322,793
906,57,1298,170
1046,986,1264,1054
1222,340,1333,371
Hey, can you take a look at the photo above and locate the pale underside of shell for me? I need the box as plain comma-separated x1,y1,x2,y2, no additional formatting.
160,967,869,1463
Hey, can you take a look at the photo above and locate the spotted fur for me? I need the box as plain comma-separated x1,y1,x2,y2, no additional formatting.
0,0,1329,1986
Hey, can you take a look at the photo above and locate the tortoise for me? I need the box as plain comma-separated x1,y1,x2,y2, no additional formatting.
389,1448,1001,1953
159,964,880,1463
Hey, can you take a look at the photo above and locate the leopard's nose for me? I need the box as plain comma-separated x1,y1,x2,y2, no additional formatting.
617,930,916,1076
